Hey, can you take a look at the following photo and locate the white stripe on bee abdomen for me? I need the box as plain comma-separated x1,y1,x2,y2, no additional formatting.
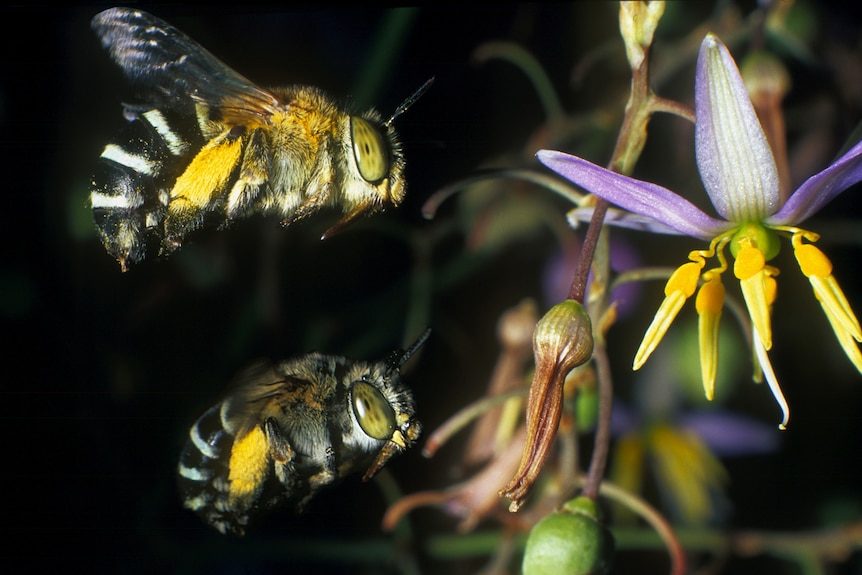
99,143,158,176
189,417,222,460
178,462,212,481
142,109,190,156
89,190,143,209
182,494,209,512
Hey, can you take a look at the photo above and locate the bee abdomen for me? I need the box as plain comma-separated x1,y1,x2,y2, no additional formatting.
90,108,200,270
177,402,249,535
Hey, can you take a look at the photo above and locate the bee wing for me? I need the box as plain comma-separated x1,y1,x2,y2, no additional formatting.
92,8,281,125
217,361,288,433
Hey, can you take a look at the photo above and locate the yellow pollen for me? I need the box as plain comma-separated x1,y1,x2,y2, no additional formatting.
733,245,765,280
695,276,725,315
666,262,702,297
695,276,725,400
765,274,777,305
795,243,833,278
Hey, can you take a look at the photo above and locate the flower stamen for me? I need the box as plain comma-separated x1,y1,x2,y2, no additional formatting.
790,233,862,372
695,273,725,400
733,239,773,350
634,259,704,370
792,233,862,342
752,326,790,430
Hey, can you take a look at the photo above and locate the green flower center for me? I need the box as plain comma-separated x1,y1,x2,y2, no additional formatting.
729,223,780,261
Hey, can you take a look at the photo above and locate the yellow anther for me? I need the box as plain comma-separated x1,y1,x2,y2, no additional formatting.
696,276,725,400
733,244,765,281
764,273,777,306
820,306,862,373
695,274,725,316
735,245,773,350
795,243,833,278
666,261,702,297
634,261,705,370
789,237,862,343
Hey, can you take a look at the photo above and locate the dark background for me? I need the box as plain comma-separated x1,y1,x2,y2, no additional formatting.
2,3,861,573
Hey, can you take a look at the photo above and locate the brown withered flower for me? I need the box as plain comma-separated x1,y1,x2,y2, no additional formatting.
383,300,538,531
500,299,593,511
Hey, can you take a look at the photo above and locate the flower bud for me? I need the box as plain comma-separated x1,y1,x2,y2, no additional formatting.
523,496,614,575
619,1,666,70
534,300,595,371
500,300,593,511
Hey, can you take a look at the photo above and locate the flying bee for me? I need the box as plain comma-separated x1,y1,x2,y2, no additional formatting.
177,329,429,535
89,8,431,271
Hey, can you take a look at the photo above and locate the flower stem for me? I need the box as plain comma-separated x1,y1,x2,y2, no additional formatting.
581,339,612,501
568,198,608,303
577,44,658,505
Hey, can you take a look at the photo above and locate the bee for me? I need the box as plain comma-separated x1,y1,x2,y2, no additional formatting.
177,329,429,535
89,8,431,271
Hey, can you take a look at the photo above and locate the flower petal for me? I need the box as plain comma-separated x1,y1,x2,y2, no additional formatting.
767,138,862,225
695,34,780,222
567,205,688,235
679,410,780,456
538,150,730,239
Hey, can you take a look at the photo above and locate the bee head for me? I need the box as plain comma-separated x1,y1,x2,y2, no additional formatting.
352,329,430,481
349,116,393,185
348,77,433,190
324,80,432,240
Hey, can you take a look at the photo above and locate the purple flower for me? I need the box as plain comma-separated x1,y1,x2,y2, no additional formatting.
538,34,862,429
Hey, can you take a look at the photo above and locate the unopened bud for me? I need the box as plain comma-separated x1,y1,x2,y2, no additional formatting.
535,299,595,372
741,51,790,102
619,1,666,70
741,50,791,199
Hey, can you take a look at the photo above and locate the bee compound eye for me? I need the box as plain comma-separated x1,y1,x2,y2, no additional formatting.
351,381,396,440
350,117,390,183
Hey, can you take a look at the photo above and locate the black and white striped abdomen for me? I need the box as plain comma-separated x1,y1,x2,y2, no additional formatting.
90,108,199,271
177,402,247,535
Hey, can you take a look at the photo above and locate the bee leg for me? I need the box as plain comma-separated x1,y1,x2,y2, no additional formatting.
225,131,268,219
263,418,295,464
265,418,302,497
307,445,338,491
278,190,329,229
295,457,337,513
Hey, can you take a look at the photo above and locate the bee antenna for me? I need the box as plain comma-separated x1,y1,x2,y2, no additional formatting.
386,328,432,371
384,77,434,128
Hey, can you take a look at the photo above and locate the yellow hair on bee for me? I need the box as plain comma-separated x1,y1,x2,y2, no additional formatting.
170,133,243,212
227,426,271,505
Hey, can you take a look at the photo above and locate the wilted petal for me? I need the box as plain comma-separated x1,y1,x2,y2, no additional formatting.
538,150,729,239
695,34,780,222
382,427,527,533
767,139,862,225
500,300,593,511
